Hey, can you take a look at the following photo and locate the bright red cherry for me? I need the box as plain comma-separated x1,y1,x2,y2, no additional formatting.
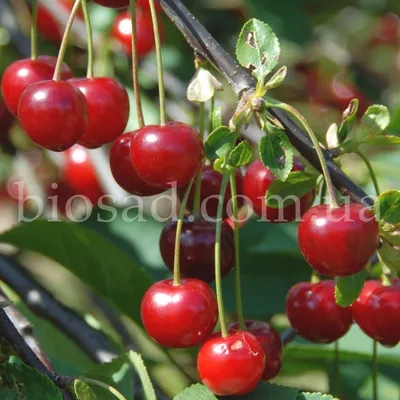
68,77,129,148
141,278,218,348
298,203,380,277
159,218,234,283
130,122,203,189
1,57,72,115
286,280,353,343
197,330,265,396
93,0,129,7
18,80,87,151
111,9,161,58
243,158,315,223
229,320,282,381
353,280,400,347
109,133,164,196
178,166,244,219
64,145,104,204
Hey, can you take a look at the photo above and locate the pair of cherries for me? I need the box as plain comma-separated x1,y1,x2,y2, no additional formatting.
1,55,130,151
141,278,282,395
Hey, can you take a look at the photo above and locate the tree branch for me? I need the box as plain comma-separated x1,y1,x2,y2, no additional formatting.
158,0,374,207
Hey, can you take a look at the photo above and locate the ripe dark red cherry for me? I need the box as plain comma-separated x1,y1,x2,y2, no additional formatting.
353,280,400,347
109,133,164,196
229,320,282,381
286,280,353,343
243,158,315,222
69,77,129,148
197,330,265,396
298,203,380,277
141,278,218,348
47,181,77,215
18,81,87,151
1,57,72,115
64,145,104,204
111,10,161,57
159,218,234,283
178,166,244,219
130,122,203,189
0,100,13,138
93,0,129,8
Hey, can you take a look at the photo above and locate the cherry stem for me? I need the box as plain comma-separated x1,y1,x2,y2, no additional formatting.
230,169,245,330
265,98,339,209
129,0,145,128
310,271,320,283
30,0,38,60
173,179,195,286
193,102,206,217
53,0,82,81
215,172,231,338
81,0,94,79
333,340,341,398
356,151,380,196
372,340,379,400
78,378,127,400
209,96,215,134
148,0,166,126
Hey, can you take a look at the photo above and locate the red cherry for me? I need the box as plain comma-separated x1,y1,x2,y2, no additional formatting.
229,320,282,381
353,280,400,347
141,278,218,348
197,330,265,396
111,10,162,58
159,218,234,283
64,145,104,204
109,133,164,196
178,166,244,219
18,80,87,151
243,158,315,222
298,203,379,277
371,13,399,45
37,56,73,79
68,77,129,148
0,100,13,138
130,122,203,189
93,0,129,7
47,181,77,214
136,0,162,12
1,57,72,115
286,280,353,343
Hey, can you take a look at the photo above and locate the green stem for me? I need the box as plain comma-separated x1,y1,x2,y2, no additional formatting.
356,151,380,196
372,340,379,400
81,0,94,78
53,0,82,81
78,378,127,400
333,341,341,398
215,172,231,338
148,0,166,125
265,98,339,208
319,180,327,205
230,169,245,330
209,96,215,134
173,179,195,286
30,0,38,60
310,271,320,283
129,0,145,128
192,102,206,217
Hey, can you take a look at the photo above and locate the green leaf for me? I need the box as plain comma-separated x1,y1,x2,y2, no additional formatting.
0,220,153,326
338,99,359,143
297,393,338,400
74,380,97,400
377,240,400,275
229,140,253,167
212,106,222,130
355,105,391,143
373,189,400,228
226,382,299,399
82,356,132,400
363,135,400,146
236,18,280,82
174,384,217,400
0,362,62,400
258,128,294,181
265,66,287,90
265,171,318,209
128,351,156,400
335,269,367,307
204,126,236,160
